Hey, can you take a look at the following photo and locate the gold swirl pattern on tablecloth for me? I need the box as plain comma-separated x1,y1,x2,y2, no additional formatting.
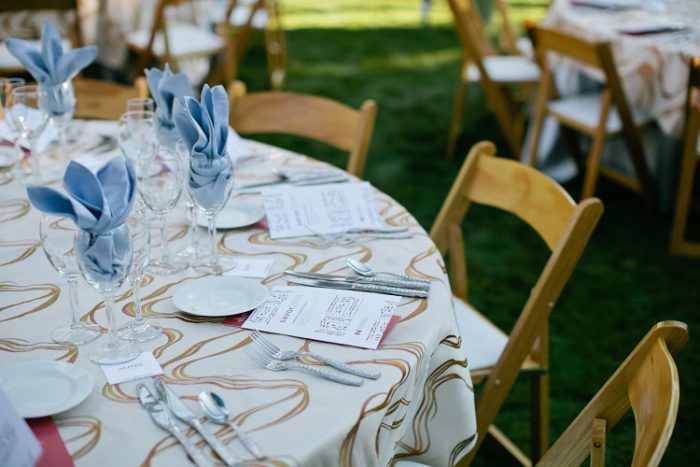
0,134,475,467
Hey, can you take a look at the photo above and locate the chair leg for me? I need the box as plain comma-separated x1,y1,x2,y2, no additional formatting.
447,80,466,159
581,129,606,200
670,127,699,255
530,371,549,462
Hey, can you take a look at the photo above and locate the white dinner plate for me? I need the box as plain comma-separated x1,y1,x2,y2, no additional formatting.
173,276,269,317
197,201,265,230
0,361,94,418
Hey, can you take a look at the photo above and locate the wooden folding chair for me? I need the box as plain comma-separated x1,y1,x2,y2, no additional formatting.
430,141,603,464
73,78,148,121
0,0,83,74
670,57,700,257
228,80,377,179
537,320,688,466
446,0,540,158
126,0,234,86
526,25,657,206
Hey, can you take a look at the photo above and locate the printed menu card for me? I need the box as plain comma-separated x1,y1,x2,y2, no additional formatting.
262,182,383,239
242,286,400,349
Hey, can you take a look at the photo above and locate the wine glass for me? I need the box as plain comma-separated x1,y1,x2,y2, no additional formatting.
6,85,49,184
118,202,162,341
126,97,155,113
117,110,157,165
175,140,200,262
0,78,26,182
38,80,76,166
75,222,140,365
191,154,235,275
39,215,101,345
138,145,187,275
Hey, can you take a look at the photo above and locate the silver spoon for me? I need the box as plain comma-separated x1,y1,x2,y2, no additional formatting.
198,391,266,460
346,258,431,285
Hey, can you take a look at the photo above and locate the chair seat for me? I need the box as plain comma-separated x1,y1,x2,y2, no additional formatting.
0,39,71,71
516,36,534,58
548,92,653,134
464,55,541,84
127,23,224,59
230,4,268,28
453,297,509,371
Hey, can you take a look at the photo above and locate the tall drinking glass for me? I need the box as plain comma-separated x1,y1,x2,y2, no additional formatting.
40,215,101,345
6,86,49,184
76,222,139,365
117,110,157,165
175,140,200,262
38,80,76,165
0,78,26,180
191,154,235,275
118,203,162,341
126,97,155,113
139,145,186,275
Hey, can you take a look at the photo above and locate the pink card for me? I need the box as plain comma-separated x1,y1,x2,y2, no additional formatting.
28,417,74,467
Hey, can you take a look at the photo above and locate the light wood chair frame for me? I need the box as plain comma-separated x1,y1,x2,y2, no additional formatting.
130,0,234,86
446,0,535,158
670,57,700,257
429,141,604,464
228,80,377,179
537,321,688,467
526,25,657,206
73,77,148,120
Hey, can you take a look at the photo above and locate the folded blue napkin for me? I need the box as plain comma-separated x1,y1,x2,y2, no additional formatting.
27,156,137,283
174,84,232,209
145,65,194,148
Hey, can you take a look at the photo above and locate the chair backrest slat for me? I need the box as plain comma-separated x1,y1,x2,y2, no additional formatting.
73,78,148,120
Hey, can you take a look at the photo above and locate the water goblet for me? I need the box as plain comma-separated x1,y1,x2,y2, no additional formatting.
138,145,187,275
0,78,26,182
38,80,76,166
126,97,155,113
117,110,157,165
191,154,235,275
6,85,49,184
175,140,200,262
39,215,101,345
75,222,140,365
117,202,162,341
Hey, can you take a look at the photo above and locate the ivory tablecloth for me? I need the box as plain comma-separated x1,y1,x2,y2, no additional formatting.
0,122,477,466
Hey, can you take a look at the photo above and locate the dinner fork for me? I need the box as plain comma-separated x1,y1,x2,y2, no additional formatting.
244,346,364,386
301,223,413,245
250,331,380,379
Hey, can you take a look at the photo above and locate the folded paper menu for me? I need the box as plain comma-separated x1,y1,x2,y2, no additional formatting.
242,286,400,349
262,182,383,239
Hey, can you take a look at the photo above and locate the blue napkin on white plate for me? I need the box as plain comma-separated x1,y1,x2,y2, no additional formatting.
174,84,232,209
27,156,136,282
6,20,97,85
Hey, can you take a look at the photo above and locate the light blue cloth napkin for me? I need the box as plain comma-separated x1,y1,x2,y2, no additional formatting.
145,64,194,125
6,20,96,117
174,84,232,209
27,156,136,283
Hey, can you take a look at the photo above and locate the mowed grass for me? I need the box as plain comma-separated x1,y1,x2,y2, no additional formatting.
237,1,700,465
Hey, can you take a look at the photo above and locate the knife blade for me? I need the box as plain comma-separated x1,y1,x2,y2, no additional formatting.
285,276,429,298
137,384,213,467
153,378,242,467
285,270,430,291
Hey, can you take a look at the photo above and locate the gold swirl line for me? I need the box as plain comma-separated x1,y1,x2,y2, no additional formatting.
440,334,461,349
0,282,60,322
0,240,40,266
398,299,428,322
449,433,477,466
56,416,101,460
0,338,78,362
0,199,30,223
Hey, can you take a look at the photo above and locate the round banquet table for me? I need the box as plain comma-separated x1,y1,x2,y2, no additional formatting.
0,121,477,466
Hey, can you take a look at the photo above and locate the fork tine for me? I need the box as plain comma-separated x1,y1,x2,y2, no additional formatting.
244,346,269,367
250,337,276,357
251,332,281,354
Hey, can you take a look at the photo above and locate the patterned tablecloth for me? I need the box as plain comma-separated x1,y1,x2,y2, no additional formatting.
0,121,477,466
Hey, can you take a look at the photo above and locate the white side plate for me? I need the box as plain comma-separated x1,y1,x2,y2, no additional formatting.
197,201,265,230
0,361,94,418
173,276,269,317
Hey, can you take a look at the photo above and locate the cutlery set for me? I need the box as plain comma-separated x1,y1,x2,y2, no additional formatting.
301,223,414,245
138,378,265,467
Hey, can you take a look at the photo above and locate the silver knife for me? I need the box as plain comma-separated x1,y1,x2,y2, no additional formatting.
153,378,242,467
285,276,429,298
238,174,349,190
285,270,430,291
137,384,213,467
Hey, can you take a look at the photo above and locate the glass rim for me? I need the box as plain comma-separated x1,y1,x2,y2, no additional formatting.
0,77,27,86
120,109,156,121
10,84,40,96
126,97,155,104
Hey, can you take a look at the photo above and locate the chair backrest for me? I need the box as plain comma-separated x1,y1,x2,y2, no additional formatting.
430,141,604,456
684,57,700,156
228,80,377,178
0,0,83,47
537,321,688,467
73,77,148,120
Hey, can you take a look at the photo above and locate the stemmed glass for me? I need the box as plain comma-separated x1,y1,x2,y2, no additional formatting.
191,154,235,275
117,110,157,165
6,86,49,184
76,222,139,365
138,145,187,275
0,77,26,181
38,80,76,166
39,215,101,345
175,140,200,262
117,202,162,341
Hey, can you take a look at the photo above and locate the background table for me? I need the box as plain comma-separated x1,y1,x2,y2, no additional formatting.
0,122,477,466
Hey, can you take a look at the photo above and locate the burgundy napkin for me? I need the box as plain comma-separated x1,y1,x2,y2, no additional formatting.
28,417,74,467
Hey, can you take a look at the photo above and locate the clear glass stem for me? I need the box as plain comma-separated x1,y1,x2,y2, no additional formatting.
104,292,119,347
207,211,217,265
67,275,80,327
131,277,144,324
159,214,170,264
57,124,67,163
187,199,199,258
28,138,40,182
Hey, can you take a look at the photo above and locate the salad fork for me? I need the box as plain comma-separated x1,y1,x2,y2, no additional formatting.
244,345,363,386
250,331,380,379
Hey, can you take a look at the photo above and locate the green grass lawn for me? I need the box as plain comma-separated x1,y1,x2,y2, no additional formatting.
237,1,700,464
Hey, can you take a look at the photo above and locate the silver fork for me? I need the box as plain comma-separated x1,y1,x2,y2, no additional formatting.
244,346,363,386
250,331,380,379
301,223,412,245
